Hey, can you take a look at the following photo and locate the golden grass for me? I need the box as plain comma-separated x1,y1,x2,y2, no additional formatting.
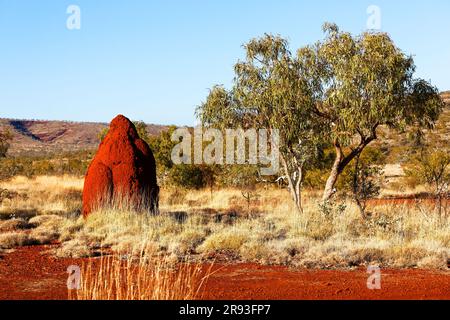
0,175,448,270
70,250,211,300
0,175,83,217
0,231,32,249
58,198,449,269
0,218,31,232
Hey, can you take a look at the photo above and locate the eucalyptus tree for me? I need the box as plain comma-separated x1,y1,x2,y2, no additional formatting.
197,35,322,214
198,24,444,211
297,23,444,202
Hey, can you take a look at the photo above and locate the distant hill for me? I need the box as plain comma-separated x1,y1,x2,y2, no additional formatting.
1,91,448,157
0,118,168,157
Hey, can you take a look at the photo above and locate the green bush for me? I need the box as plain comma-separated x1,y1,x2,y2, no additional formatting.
0,150,93,181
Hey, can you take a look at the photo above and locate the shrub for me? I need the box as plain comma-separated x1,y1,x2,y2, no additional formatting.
169,165,209,189
0,218,31,232
0,232,31,249
198,229,249,253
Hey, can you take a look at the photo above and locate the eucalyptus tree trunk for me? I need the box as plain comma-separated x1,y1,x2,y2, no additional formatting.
351,154,367,218
281,155,304,214
322,143,343,202
322,137,375,203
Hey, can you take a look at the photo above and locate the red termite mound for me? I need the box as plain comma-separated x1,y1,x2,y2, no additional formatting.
82,115,159,217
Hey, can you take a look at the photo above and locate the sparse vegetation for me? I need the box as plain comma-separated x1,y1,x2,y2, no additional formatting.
0,150,93,181
0,175,448,270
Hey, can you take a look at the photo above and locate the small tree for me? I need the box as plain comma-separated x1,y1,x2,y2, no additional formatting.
97,127,109,142
339,147,385,217
297,23,444,202
350,154,383,218
408,149,450,216
133,121,151,143
168,164,213,190
221,164,260,210
0,129,12,158
197,24,444,212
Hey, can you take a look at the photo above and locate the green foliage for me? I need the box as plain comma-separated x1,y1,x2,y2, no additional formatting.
0,158,29,180
197,33,324,213
149,126,260,191
97,127,109,143
303,145,339,189
0,150,93,181
299,23,443,201
318,201,347,218
406,149,450,195
0,129,12,158
338,147,385,188
148,126,178,181
216,165,260,189
350,158,383,217
300,23,443,138
335,147,384,216
406,147,450,215
133,121,150,143
197,23,444,208
304,169,328,189
168,164,210,190
147,126,216,189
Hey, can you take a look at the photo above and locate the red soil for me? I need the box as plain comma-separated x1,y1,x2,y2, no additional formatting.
0,246,448,300
203,264,450,300
0,245,80,300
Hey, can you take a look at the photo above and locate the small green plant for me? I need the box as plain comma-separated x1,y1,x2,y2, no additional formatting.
407,148,450,216
318,201,346,218
241,189,260,211
350,155,383,218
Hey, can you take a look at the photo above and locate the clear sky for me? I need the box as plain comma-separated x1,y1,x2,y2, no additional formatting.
1,0,449,126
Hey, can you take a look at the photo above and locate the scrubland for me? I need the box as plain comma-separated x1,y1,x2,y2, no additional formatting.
0,175,448,271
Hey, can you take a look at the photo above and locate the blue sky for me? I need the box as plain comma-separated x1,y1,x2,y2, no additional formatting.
0,0,449,125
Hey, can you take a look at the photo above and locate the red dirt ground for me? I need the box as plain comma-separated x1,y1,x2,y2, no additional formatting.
202,264,450,300
0,245,448,300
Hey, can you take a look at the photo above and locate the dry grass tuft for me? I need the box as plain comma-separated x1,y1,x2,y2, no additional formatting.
28,215,64,227
0,175,82,218
0,232,32,249
70,249,211,300
55,239,92,258
28,215,67,244
0,218,32,232
198,229,249,253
